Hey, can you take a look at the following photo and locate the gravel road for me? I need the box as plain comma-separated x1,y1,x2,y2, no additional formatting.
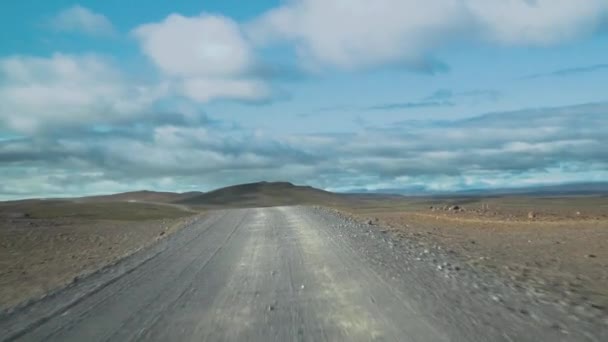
1,206,605,341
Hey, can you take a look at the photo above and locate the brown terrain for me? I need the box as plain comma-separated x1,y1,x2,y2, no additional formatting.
1,182,607,320
0,198,200,311
336,195,608,314
77,190,204,203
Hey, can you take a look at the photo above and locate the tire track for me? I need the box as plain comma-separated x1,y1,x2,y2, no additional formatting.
4,211,230,342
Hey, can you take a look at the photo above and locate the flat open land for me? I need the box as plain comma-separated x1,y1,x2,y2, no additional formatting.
2,207,606,341
338,195,608,314
1,184,607,341
0,200,198,310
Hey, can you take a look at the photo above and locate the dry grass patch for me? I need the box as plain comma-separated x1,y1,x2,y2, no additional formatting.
0,200,199,311
336,195,608,311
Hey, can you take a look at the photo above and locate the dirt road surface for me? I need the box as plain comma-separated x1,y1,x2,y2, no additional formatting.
1,207,605,341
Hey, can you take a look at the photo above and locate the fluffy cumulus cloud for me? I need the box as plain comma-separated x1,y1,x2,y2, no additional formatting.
2,2,608,199
248,0,608,71
50,5,116,36
0,53,164,133
468,0,607,45
133,14,270,103
2,103,608,198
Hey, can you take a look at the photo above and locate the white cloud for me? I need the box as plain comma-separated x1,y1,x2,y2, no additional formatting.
0,53,163,133
468,0,607,45
50,5,116,36
3,102,607,198
134,14,252,77
180,78,270,103
133,13,269,103
248,0,608,71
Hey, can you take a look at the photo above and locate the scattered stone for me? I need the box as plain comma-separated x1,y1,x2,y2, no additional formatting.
6,212,31,219
590,303,604,310
585,254,597,258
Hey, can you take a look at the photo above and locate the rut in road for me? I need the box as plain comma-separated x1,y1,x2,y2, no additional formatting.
1,206,605,342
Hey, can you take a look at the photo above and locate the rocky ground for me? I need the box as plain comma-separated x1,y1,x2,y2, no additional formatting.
333,201,608,328
1,192,606,340
3,206,606,341
0,201,199,311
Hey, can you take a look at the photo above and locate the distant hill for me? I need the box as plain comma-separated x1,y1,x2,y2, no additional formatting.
452,182,608,197
342,193,405,200
78,190,203,203
178,181,348,208
349,182,608,197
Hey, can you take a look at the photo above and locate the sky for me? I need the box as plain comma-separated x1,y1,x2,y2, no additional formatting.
1,0,607,199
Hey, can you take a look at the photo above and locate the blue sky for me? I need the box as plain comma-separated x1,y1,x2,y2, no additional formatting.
1,1,607,198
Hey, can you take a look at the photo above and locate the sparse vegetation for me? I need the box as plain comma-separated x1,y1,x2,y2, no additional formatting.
0,200,193,221
2,183,607,317
0,199,199,310
335,195,608,312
